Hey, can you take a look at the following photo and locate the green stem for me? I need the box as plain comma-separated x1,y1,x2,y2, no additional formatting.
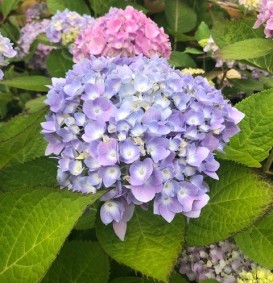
263,148,273,174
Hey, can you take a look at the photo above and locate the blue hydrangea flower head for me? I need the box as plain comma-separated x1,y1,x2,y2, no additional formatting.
46,9,95,46
42,55,244,240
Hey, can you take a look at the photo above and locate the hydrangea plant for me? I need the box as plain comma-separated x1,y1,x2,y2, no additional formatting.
1,1,273,283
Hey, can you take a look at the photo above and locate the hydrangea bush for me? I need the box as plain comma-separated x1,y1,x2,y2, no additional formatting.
1,1,273,283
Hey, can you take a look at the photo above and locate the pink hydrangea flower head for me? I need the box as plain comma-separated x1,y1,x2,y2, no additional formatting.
72,6,171,62
254,0,273,37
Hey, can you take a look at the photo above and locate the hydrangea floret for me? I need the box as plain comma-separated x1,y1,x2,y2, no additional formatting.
254,0,273,37
0,33,17,80
179,240,259,283
72,6,171,62
42,55,244,240
46,9,95,46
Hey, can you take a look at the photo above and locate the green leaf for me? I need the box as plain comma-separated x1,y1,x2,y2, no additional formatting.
260,76,273,88
184,47,204,55
97,207,185,282
235,209,273,269
111,277,155,283
247,53,273,74
217,39,273,60
211,19,273,74
46,49,73,78
0,93,12,118
108,1,147,13
0,188,104,283
36,34,57,46
89,0,147,16
2,0,20,18
74,206,97,230
228,78,264,94
0,20,20,42
88,0,109,16
195,21,211,42
153,12,168,31
0,109,47,169
170,272,190,283
200,280,220,283
42,241,109,283
109,260,132,281
25,96,46,113
186,161,273,246
0,76,50,92
110,272,190,283
165,0,197,36
219,89,273,167
0,158,58,191
170,33,195,42
211,19,262,49
169,51,196,68
47,0,90,14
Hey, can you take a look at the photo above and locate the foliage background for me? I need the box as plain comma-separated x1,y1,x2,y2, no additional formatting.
0,0,273,282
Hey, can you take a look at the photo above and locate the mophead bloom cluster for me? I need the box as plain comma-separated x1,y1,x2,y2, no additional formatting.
25,2,48,23
72,6,171,62
254,0,273,37
46,9,95,46
0,33,17,80
17,19,53,69
42,53,244,240
179,240,272,283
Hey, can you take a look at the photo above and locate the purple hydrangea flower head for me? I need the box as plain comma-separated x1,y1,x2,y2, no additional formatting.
46,9,95,46
0,33,17,80
179,240,260,282
72,6,171,62
25,2,49,23
254,0,273,37
42,55,244,240
17,19,53,69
